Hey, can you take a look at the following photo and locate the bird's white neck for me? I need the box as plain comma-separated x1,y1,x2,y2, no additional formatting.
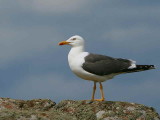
68,45,85,58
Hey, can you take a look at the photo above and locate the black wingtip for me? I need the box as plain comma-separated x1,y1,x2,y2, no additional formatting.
142,65,156,70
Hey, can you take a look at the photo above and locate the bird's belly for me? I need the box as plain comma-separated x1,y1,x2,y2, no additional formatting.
72,67,95,80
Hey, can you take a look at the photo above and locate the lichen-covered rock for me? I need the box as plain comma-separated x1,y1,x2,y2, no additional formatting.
0,98,55,111
0,97,159,120
56,100,160,120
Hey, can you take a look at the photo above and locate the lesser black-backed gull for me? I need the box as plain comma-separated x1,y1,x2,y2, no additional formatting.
58,35,155,101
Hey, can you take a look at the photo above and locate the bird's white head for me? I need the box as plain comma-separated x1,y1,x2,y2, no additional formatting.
59,35,85,47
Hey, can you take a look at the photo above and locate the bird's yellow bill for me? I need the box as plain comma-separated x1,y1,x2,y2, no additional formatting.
58,41,70,45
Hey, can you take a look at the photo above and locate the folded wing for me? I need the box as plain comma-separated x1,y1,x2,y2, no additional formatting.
82,53,132,76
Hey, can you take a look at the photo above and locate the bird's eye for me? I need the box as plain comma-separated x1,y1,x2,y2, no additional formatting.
72,38,76,40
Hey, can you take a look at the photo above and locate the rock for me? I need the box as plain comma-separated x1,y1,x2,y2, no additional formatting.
0,98,159,120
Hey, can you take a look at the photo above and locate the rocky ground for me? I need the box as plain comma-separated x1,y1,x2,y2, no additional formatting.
0,97,159,120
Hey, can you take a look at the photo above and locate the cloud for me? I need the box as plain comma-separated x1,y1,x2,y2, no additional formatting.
0,26,61,68
105,25,159,40
102,25,160,51
17,0,91,14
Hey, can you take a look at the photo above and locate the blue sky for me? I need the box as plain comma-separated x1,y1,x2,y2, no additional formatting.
0,0,160,113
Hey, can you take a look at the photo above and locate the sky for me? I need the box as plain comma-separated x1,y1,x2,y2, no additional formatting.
0,0,160,113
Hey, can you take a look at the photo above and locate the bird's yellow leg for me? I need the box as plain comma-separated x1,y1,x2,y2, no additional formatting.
94,82,105,101
91,82,96,101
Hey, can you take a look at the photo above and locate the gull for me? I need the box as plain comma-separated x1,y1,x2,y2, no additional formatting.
58,35,155,101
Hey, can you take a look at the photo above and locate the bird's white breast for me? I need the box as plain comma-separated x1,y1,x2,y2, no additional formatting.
68,52,89,78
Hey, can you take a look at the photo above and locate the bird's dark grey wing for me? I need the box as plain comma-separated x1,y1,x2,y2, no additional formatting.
82,53,132,76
